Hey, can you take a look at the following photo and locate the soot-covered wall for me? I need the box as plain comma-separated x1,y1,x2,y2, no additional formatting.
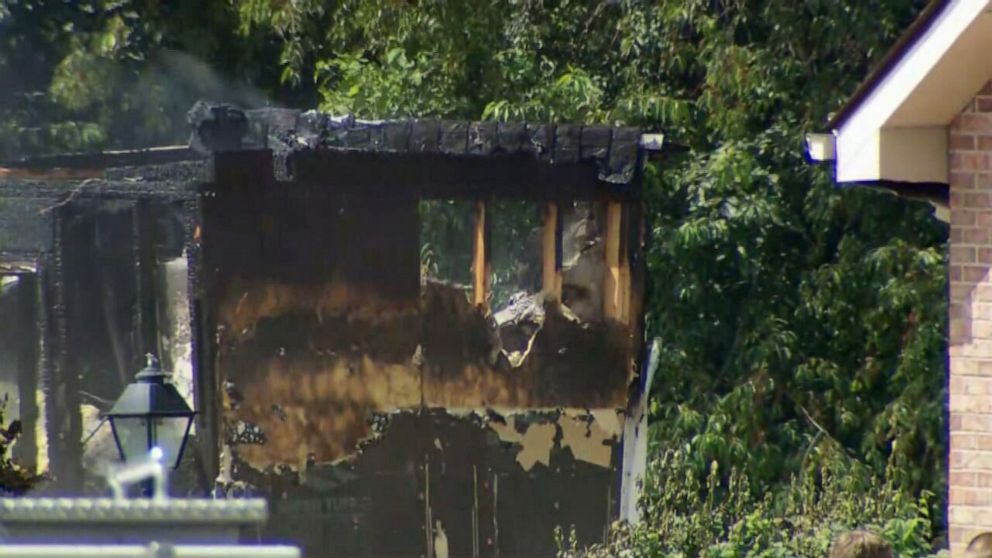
200,150,644,558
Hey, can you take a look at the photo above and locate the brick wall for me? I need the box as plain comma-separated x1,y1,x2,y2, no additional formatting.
949,80,992,554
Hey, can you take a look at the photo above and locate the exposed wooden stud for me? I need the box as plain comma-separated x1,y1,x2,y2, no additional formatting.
13,274,39,471
542,203,562,301
619,253,632,325
472,200,489,308
603,201,623,321
618,204,633,326
133,200,160,361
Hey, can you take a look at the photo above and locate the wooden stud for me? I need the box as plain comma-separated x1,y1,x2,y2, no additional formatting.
618,203,633,325
472,201,489,307
542,203,562,301
603,201,623,321
619,250,632,325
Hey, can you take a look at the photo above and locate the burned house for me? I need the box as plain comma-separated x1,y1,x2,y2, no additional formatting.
0,104,655,558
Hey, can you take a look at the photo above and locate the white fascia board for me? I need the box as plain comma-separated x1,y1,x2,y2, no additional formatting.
836,126,948,184
833,0,990,184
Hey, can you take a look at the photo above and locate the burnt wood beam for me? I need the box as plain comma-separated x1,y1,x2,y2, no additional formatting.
472,201,490,308
289,151,640,203
12,274,39,471
186,196,218,489
542,203,562,301
42,212,83,493
133,200,159,363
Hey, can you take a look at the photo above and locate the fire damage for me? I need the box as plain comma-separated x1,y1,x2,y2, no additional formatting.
0,102,653,558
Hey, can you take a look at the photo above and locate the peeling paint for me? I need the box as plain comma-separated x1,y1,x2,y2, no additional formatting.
559,410,619,469
488,416,555,471
486,409,623,471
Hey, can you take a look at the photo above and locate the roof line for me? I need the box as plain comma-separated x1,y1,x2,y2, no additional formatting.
826,0,951,130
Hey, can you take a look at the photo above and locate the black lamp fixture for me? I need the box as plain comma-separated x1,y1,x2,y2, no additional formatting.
106,354,196,469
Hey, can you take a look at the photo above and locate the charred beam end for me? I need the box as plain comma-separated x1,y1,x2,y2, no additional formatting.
187,101,251,154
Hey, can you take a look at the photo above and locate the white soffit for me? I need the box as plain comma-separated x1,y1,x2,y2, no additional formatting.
832,0,992,184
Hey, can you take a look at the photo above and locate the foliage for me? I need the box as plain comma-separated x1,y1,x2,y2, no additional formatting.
0,0,283,159
561,443,936,558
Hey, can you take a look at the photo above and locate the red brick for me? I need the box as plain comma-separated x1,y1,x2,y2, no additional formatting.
973,303,992,319
951,319,967,342
960,153,991,171
978,97,992,113
980,136,992,151
956,113,992,133
979,361,992,376
953,211,978,226
951,171,977,189
950,450,992,470
977,172,992,190
954,246,978,263
954,413,992,432
965,193,992,208
964,266,991,284
949,376,992,395
950,487,992,506
951,471,992,489
951,190,965,208
962,227,990,244
952,133,977,150
951,395,992,413
949,506,991,528
951,301,967,317
981,82,992,95
976,212,992,228
950,284,969,303
951,357,979,376
952,343,992,358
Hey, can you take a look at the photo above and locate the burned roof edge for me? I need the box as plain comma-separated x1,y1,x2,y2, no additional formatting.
240,106,645,186
0,102,652,187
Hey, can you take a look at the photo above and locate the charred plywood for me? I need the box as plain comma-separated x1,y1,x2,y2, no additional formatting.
201,159,643,557
226,409,622,558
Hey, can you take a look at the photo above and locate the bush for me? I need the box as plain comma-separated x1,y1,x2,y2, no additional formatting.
561,441,937,558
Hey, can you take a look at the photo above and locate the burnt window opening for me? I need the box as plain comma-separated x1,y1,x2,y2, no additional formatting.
488,200,543,312
560,201,607,323
418,200,474,296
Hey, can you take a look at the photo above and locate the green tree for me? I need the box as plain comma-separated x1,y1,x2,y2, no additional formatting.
0,0,282,159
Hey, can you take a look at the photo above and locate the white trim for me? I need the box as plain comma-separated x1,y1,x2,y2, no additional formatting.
825,0,992,184
805,133,835,162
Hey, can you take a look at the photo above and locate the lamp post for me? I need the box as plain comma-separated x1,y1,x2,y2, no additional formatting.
106,354,196,473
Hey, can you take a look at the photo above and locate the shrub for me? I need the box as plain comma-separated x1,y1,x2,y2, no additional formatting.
562,441,936,558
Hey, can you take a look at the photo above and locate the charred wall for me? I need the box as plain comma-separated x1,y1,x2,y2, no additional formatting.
201,151,644,558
